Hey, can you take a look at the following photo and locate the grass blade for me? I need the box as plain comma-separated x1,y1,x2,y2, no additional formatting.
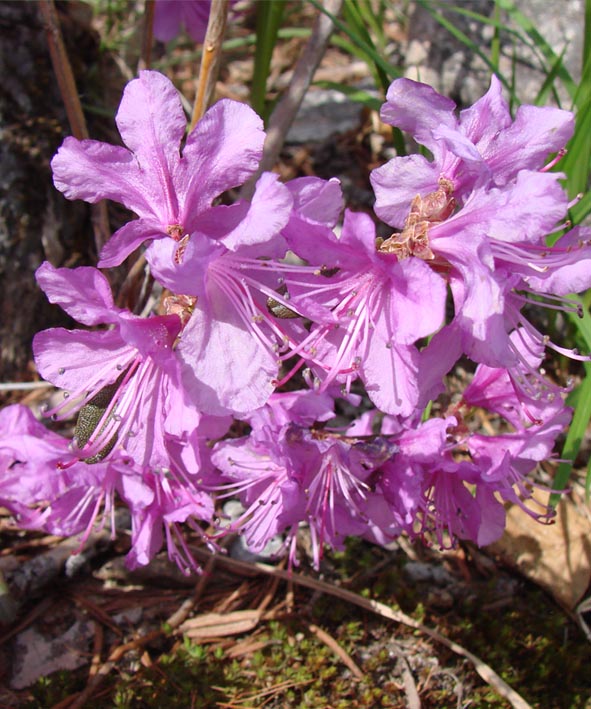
309,0,402,85
251,0,285,118
495,0,578,100
549,300,591,506
415,0,512,94
549,364,591,506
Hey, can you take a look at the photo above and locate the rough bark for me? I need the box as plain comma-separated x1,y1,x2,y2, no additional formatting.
0,1,106,384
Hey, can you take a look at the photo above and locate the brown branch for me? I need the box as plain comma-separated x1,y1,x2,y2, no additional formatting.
189,0,229,131
139,0,156,71
38,0,88,141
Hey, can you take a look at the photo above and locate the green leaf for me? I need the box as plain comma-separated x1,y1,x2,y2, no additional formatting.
549,364,591,506
252,0,285,119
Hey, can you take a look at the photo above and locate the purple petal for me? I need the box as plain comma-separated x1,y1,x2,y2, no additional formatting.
382,257,446,344
285,176,344,227
117,313,181,364
217,172,292,252
380,78,457,158
524,227,591,296
145,234,223,295
178,281,278,415
418,325,464,406
153,0,184,42
178,99,264,225
33,328,130,392
458,74,512,146
116,71,185,202
475,487,506,545
153,0,210,43
99,218,164,268
371,154,441,228
36,262,118,325
51,138,156,217
473,171,568,243
488,105,574,182
362,340,419,417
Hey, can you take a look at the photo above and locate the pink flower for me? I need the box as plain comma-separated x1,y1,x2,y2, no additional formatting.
153,0,240,43
371,75,574,224
33,262,205,471
284,209,446,416
369,77,591,375
153,0,212,43
212,392,397,567
51,71,266,268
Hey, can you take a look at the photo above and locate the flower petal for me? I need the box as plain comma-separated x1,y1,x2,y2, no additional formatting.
380,78,457,159
33,328,131,392
179,99,264,224
178,281,278,415
51,138,156,217
99,218,163,268
216,172,293,252
371,154,441,228
35,262,118,325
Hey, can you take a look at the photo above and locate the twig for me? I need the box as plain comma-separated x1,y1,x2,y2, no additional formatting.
38,0,110,257
189,0,229,131
242,0,343,199
0,596,54,647
308,623,364,679
192,551,533,709
390,640,422,709
89,621,104,679
38,0,88,141
139,0,155,71
0,381,52,391
115,252,150,312
0,521,121,615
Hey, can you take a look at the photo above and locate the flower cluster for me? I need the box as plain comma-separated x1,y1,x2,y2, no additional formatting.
2,70,589,572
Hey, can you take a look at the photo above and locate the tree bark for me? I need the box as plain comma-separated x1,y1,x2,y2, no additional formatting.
0,1,107,385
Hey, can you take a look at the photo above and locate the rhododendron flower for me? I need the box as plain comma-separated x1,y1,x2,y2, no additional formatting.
372,75,574,223
122,465,215,572
0,404,215,571
370,76,591,374
33,262,204,471
283,209,446,415
153,0,239,44
0,404,85,527
212,392,398,566
460,341,572,528
153,0,212,43
51,71,266,268
149,176,342,415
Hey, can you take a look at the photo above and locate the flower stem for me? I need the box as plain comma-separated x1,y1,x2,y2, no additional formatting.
190,0,229,131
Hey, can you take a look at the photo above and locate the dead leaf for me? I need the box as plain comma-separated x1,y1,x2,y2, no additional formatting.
179,610,262,639
488,496,591,609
